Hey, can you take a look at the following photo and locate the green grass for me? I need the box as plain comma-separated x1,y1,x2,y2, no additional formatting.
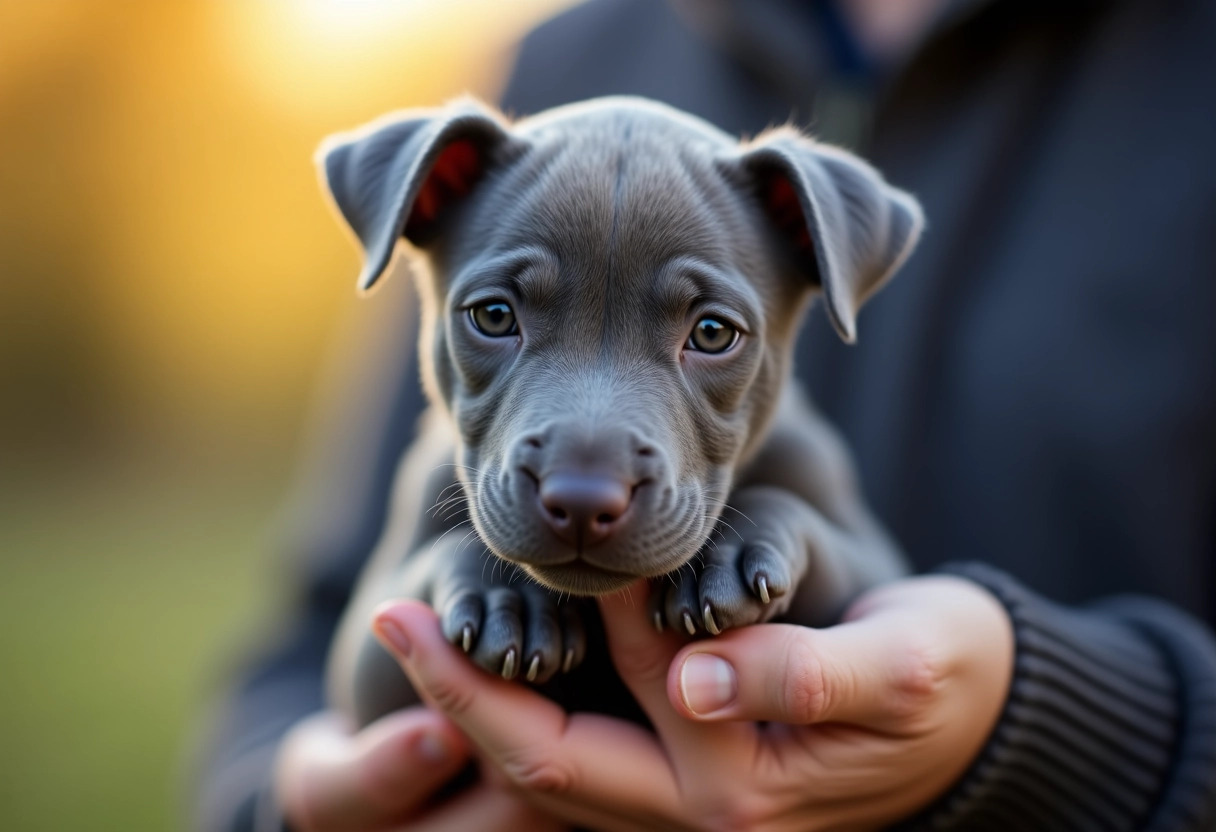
0,470,282,831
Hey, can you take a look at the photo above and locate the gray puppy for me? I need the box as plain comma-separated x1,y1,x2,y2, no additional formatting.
319,97,923,726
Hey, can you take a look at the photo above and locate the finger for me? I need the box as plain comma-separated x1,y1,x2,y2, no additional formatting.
372,600,681,817
395,781,567,832
668,615,939,728
276,709,470,831
598,582,750,765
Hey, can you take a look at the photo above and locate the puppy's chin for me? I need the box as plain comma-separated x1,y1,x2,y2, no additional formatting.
520,560,640,596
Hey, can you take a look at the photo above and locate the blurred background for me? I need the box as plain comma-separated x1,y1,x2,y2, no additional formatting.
0,2,572,829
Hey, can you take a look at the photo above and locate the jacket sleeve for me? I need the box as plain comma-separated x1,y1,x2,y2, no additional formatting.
902,562,1216,831
190,288,427,832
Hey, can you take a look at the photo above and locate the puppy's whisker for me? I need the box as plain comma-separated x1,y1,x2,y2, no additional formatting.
428,516,471,544
453,527,482,558
714,518,744,543
427,486,476,517
429,488,464,504
429,487,460,503
431,463,485,476
434,481,466,500
430,495,469,517
721,505,757,527
425,518,473,560
703,496,755,529
440,502,474,522
432,496,469,515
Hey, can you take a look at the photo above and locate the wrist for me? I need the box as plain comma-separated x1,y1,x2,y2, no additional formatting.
858,574,1015,823
898,562,1182,831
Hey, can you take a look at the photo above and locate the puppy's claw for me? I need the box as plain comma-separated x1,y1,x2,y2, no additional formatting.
562,648,575,674
460,624,473,653
756,575,771,605
683,611,697,635
526,654,540,683
703,603,721,636
501,648,517,680
653,610,664,633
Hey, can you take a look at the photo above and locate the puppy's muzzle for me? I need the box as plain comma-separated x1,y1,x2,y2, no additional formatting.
513,422,662,558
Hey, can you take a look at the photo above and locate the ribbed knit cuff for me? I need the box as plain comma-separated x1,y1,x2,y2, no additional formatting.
1094,596,1216,831
900,562,1208,831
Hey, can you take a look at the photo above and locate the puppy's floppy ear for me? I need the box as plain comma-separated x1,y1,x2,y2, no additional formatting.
729,130,924,342
317,98,521,291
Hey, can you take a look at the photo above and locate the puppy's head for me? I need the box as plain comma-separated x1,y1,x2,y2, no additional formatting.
319,97,921,594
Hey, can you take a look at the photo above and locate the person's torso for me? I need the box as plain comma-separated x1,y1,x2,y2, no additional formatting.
500,0,1216,621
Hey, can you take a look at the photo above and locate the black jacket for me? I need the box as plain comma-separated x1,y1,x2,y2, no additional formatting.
194,1,1216,829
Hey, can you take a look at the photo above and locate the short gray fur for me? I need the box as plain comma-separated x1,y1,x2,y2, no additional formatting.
317,96,923,727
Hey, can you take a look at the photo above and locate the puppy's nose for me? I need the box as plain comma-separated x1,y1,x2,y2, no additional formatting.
538,471,631,549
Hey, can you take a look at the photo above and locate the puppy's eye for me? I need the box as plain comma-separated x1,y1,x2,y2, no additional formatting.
469,302,518,337
686,316,739,354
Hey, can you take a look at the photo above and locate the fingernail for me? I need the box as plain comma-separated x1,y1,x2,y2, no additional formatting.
375,618,412,658
415,731,449,763
679,653,737,715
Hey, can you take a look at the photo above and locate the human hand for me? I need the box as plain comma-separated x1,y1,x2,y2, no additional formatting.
273,708,567,831
371,575,1014,831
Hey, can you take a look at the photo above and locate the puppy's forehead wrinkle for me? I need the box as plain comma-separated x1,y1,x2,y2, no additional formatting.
612,152,735,264
449,246,556,291
656,258,764,325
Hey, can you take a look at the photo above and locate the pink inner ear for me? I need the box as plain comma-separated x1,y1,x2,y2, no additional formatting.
763,174,813,256
406,139,482,233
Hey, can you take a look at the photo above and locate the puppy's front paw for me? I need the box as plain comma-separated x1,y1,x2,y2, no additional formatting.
655,538,798,636
436,568,587,684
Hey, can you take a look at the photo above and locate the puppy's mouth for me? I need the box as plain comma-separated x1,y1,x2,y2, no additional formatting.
523,558,639,596
472,466,717,596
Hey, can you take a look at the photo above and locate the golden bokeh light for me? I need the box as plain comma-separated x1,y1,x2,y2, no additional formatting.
0,0,574,463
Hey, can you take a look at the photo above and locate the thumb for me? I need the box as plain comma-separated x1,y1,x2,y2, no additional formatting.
667,615,939,729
